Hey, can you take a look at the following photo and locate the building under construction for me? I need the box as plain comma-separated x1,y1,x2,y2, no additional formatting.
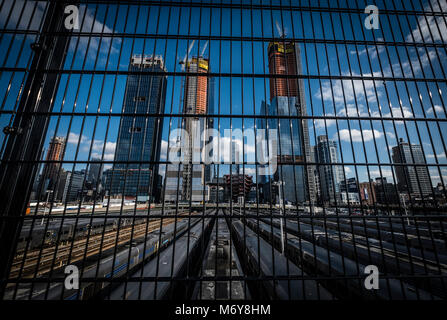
259,42,316,204
36,136,66,201
165,56,212,202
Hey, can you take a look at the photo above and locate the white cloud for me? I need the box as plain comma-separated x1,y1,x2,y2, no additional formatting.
241,168,257,175
215,136,257,163
426,152,446,160
351,45,385,60
428,168,447,185
316,0,445,91
386,131,395,139
89,139,116,160
317,80,372,104
406,0,447,43
385,106,414,118
102,141,116,160
336,129,383,142
314,114,337,129
69,133,116,160
386,48,441,77
337,104,368,117
69,7,121,63
91,152,114,161
400,0,447,77
427,105,445,115
0,1,46,30
67,132,88,145
378,105,414,125
368,168,395,180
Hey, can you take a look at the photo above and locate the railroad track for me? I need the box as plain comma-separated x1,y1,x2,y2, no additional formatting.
10,213,193,278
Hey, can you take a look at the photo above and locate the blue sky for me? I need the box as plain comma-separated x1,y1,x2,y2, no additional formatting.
0,0,447,186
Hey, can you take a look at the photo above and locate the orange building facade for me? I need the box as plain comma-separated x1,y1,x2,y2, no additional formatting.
185,57,209,115
268,42,299,100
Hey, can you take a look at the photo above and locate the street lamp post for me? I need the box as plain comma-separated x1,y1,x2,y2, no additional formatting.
41,190,53,226
273,181,285,255
400,193,410,226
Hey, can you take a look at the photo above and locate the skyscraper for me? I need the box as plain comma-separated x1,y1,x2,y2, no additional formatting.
312,145,321,203
165,57,212,202
314,135,343,204
38,136,66,200
107,55,166,199
182,57,210,201
205,77,215,183
57,170,71,203
392,138,432,197
65,171,84,202
258,41,315,204
88,158,103,187
268,42,300,99
230,140,241,175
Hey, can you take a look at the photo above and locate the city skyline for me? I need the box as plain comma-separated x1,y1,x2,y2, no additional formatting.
2,0,447,305
33,45,446,204
18,3,447,205
32,51,447,191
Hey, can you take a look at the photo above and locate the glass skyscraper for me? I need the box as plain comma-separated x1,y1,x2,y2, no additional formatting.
107,55,166,198
392,138,432,197
314,135,343,205
258,42,315,205
260,96,307,204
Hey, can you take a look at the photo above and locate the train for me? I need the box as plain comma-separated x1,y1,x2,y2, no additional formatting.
243,217,439,300
28,217,197,300
229,218,333,300
16,212,152,252
109,217,214,300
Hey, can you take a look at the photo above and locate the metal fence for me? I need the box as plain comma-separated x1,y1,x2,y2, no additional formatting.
0,0,446,300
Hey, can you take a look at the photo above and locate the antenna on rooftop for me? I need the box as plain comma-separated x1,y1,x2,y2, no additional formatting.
275,20,286,38
180,40,196,70
201,40,209,57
